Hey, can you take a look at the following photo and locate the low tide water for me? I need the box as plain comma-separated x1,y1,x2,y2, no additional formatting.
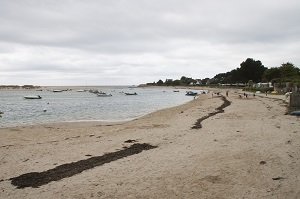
0,86,201,128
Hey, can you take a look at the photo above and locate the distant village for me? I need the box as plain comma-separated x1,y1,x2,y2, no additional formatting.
0,85,41,90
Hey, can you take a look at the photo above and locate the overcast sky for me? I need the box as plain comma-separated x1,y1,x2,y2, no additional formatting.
0,0,300,86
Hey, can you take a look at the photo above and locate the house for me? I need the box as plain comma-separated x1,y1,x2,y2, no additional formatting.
253,82,272,88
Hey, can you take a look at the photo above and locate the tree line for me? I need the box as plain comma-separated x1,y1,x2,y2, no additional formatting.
147,58,300,86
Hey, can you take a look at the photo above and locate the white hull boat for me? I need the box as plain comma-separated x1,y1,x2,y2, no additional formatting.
24,95,42,99
97,93,112,97
53,90,63,92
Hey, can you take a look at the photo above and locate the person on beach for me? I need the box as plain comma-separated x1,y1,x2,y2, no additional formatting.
226,91,229,97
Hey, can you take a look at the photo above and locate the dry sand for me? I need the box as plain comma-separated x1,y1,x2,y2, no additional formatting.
0,90,299,198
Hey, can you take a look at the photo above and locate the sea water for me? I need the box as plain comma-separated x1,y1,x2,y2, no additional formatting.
0,87,201,128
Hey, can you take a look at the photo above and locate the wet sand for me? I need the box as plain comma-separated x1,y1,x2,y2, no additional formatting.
0,90,299,198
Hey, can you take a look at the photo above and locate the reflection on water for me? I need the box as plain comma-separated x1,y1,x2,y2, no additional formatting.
0,87,201,128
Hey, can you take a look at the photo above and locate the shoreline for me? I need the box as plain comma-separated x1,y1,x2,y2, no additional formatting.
0,89,299,198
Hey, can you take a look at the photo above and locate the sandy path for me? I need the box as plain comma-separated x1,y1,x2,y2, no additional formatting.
0,91,299,198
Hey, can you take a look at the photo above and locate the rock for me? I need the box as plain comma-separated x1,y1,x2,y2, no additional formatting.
259,161,266,165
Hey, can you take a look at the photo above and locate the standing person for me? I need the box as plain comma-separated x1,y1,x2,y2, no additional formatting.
265,91,268,96
226,90,229,97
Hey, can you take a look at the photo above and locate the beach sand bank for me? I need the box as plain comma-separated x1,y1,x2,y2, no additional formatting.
0,90,299,198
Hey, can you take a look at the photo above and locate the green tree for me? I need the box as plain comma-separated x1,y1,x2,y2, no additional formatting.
263,67,281,82
157,79,164,86
279,62,300,78
239,58,267,83
172,80,181,86
180,76,195,85
165,79,173,86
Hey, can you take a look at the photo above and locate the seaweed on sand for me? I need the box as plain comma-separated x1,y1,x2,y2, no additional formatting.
192,96,231,129
11,143,157,189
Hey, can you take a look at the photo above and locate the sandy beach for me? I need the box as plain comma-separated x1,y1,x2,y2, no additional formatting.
0,89,299,199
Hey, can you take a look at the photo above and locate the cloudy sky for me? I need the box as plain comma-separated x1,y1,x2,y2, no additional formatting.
0,0,300,85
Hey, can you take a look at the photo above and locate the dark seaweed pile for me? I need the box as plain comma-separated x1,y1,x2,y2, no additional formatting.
192,96,231,129
11,143,157,189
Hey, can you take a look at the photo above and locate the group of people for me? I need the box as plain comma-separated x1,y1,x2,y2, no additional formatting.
238,92,256,99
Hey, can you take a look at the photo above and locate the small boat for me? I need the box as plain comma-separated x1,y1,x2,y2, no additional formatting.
53,89,63,92
125,92,137,95
89,90,107,94
76,89,85,92
97,93,112,97
185,91,198,96
173,90,180,92
24,95,42,99
89,89,99,94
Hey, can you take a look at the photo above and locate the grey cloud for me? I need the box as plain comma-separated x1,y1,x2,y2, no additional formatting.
1,0,300,49
0,0,300,85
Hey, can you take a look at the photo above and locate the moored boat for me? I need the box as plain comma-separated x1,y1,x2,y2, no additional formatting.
97,93,112,97
185,91,198,96
53,89,63,92
125,92,137,95
24,95,42,99
89,89,102,94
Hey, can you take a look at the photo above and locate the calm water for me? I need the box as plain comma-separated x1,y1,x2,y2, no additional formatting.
0,87,201,128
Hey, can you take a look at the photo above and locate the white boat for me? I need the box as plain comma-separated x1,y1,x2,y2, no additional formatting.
24,95,42,99
53,89,63,92
76,89,85,92
97,93,112,97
